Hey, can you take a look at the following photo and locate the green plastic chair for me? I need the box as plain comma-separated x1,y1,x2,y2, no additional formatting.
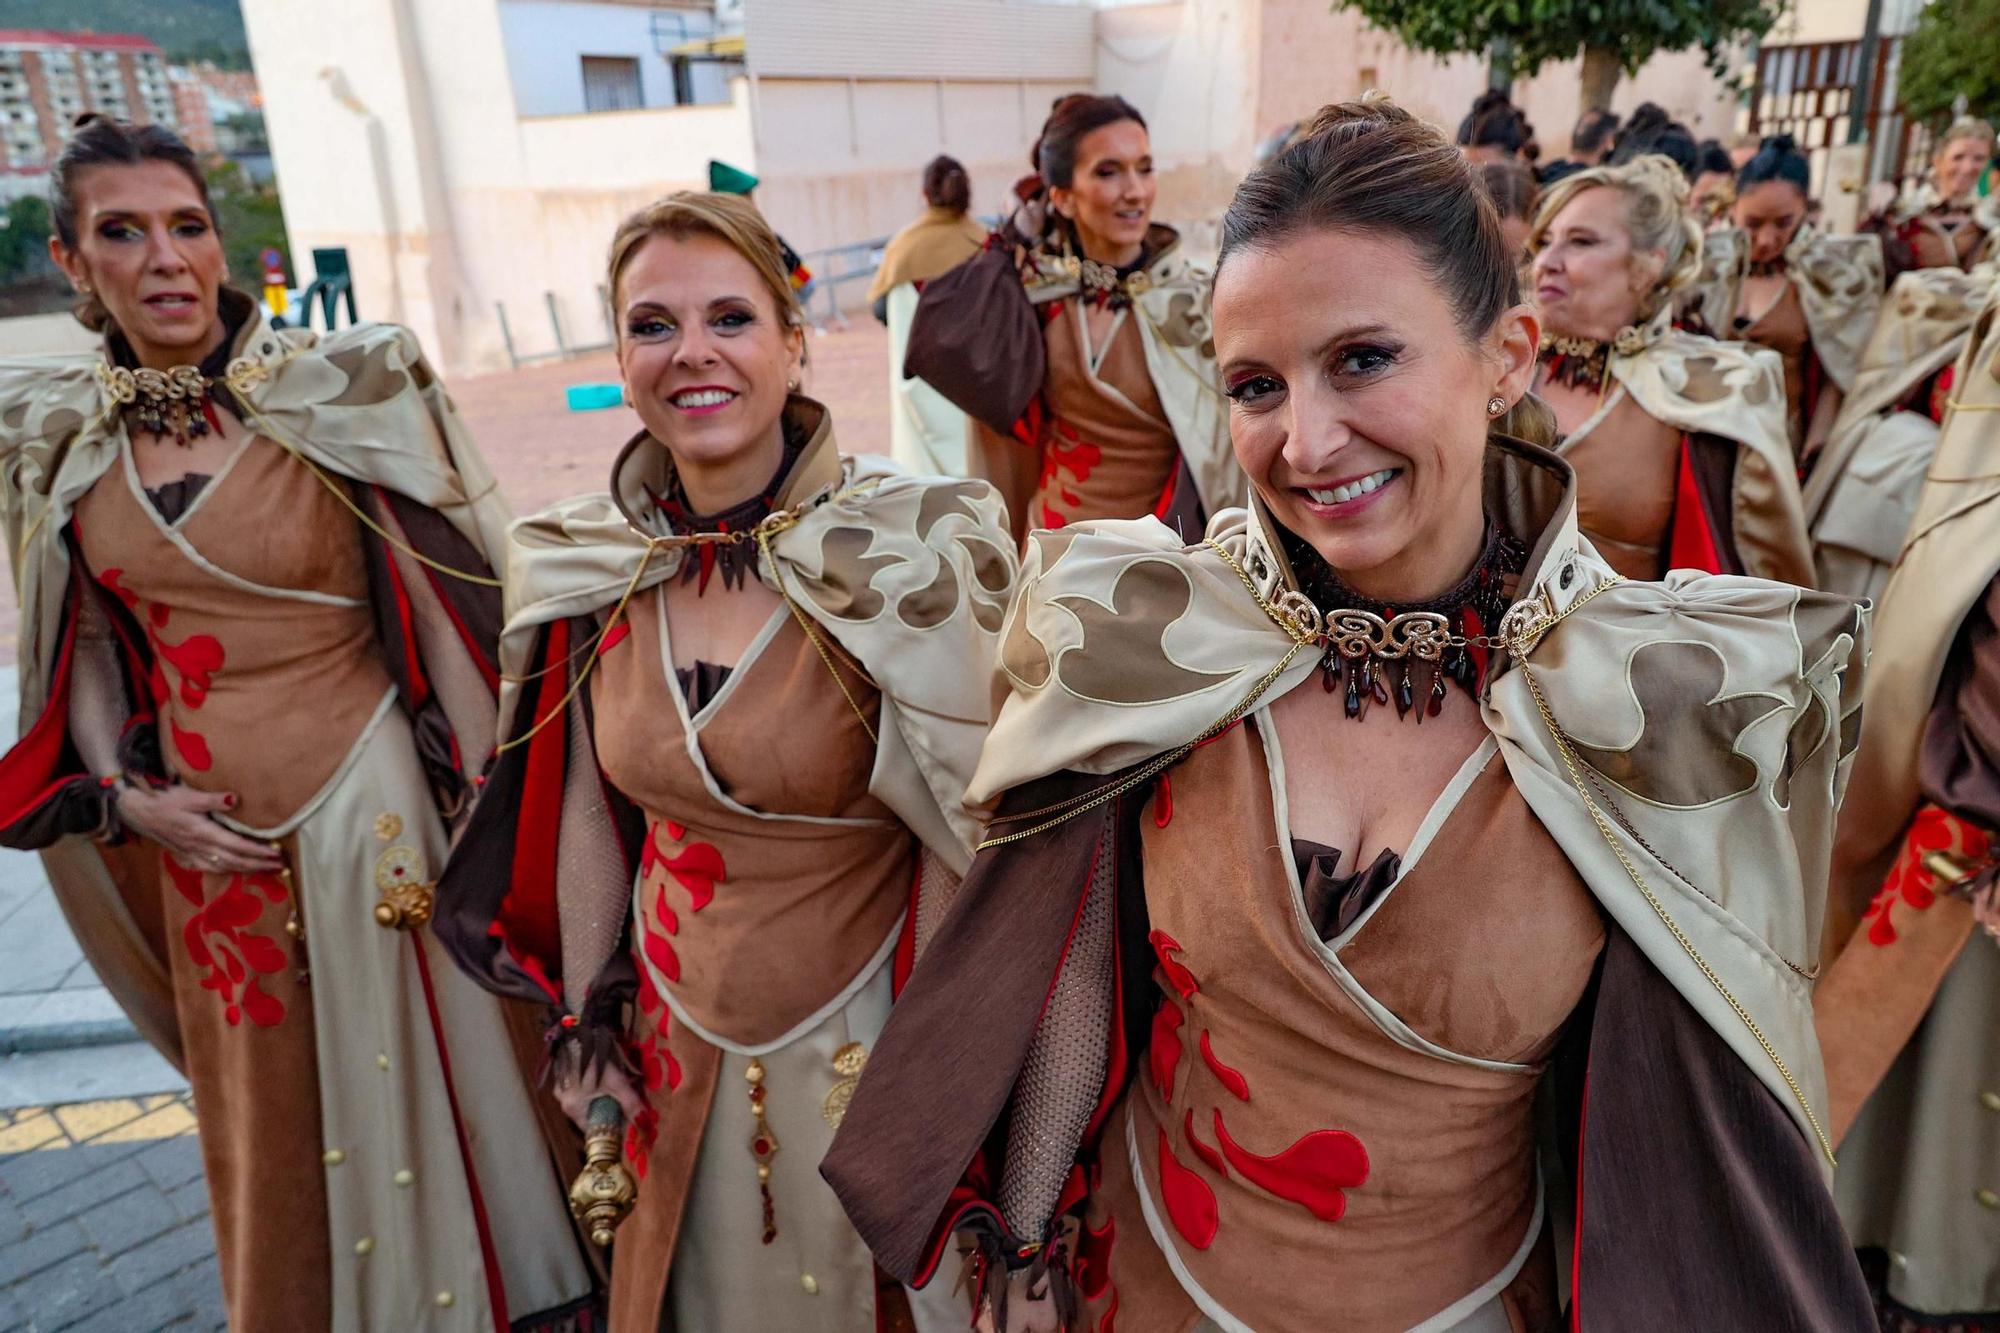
299,248,358,330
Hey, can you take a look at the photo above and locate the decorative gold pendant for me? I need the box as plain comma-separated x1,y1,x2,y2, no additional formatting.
746,1058,779,1244
821,1041,868,1129
371,845,434,930
374,811,404,842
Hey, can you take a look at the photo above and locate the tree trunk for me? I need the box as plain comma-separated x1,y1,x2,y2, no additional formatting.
1580,45,1621,112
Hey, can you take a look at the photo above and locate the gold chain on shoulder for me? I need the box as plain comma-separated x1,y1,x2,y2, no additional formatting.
755,520,880,747
1516,655,1837,1166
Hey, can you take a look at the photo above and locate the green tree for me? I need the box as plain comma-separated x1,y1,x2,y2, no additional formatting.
0,196,52,283
1335,0,1783,112
1897,0,2000,128
205,160,290,295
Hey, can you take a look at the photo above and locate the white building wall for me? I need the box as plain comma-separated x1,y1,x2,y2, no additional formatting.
499,1,712,118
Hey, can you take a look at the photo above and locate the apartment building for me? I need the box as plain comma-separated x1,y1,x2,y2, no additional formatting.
0,30,177,176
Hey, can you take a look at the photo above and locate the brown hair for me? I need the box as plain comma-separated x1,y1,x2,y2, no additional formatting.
1475,159,1538,222
51,113,215,332
1529,154,1703,317
606,191,805,342
922,155,971,215
1032,93,1146,189
1219,99,1551,448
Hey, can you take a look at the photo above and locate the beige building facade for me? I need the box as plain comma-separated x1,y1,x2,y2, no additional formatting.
244,0,1911,376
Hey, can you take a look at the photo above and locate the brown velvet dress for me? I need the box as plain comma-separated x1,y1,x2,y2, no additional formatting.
587,586,955,1332
1736,282,1813,452
67,438,581,1330
1552,390,1685,581
976,301,1194,547
1078,720,1602,1332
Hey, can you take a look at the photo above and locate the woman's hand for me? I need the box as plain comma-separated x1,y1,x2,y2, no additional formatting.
552,1058,646,1131
115,785,283,874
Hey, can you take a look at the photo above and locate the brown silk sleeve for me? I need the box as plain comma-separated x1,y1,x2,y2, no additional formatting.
1570,927,1874,1330
823,770,1121,1284
1918,575,2000,844
1685,433,1747,576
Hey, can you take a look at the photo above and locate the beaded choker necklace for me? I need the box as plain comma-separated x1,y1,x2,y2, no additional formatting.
646,425,804,595
1746,256,1787,278
1537,334,1610,391
1288,520,1526,722
96,364,224,446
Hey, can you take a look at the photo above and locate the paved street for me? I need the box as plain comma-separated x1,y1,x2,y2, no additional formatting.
0,320,892,1329
0,1098,219,1333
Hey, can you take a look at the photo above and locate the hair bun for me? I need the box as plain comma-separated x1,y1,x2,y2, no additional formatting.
1305,96,1416,140
1760,133,1798,155
71,111,110,130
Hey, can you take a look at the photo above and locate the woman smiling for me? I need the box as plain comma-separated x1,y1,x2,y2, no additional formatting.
910,94,1239,546
827,99,1872,1333
0,116,592,1331
1529,156,1814,585
436,191,1013,1332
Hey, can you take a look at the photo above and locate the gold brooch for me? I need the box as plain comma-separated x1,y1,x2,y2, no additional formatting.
372,845,434,930
821,1041,869,1129
374,812,404,842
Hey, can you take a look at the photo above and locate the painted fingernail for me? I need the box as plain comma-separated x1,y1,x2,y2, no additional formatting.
223,794,238,809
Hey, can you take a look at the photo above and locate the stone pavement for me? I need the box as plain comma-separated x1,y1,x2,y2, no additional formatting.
0,1096,220,1332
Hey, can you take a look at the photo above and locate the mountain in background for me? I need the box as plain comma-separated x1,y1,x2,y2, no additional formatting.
0,0,249,68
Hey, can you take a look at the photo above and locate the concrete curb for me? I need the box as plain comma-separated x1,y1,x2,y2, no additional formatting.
0,987,139,1056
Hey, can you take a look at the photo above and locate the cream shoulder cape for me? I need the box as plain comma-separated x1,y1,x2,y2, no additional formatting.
1828,297,2000,936
1608,314,1815,584
0,309,513,1066
501,399,1016,875
1690,225,1884,393
972,438,1866,1167
1021,227,1243,520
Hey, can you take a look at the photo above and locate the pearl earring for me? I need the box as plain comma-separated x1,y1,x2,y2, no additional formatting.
1486,395,1507,417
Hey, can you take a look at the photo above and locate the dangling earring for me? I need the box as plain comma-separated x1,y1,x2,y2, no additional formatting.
78,283,92,296
1486,395,1507,418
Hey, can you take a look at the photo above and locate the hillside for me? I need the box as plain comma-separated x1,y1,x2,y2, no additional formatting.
0,0,248,68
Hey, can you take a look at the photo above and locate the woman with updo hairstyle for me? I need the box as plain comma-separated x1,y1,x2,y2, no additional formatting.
868,154,990,476
827,98,1872,1333
1529,154,1815,584
906,92,1238,546
0,116,595,1328
1605,102,1697,179
1683,134,1883,461
1867,116,2000,281
1689,138,1737,227
1475,158,1538,260
1457,89,1533,167
435,190,1012,1332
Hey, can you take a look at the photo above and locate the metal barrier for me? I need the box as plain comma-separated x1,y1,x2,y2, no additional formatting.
798,235,889,331
496,284,616,370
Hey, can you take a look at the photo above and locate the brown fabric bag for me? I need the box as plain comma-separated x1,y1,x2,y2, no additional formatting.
902,245,1045,437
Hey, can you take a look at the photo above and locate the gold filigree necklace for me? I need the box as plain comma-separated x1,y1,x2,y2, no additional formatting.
94,358,262,447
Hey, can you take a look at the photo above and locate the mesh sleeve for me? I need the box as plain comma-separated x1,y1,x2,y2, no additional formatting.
998,805,1116,1239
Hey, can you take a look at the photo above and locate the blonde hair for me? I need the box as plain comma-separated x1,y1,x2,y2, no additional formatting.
1528,153,1703,317
606,191,805,339
1937,116,1998,161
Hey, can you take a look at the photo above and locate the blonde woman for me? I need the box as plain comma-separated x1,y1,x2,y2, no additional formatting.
1869,117,1999,282
436,191,1014,1331
1528,154,1813,584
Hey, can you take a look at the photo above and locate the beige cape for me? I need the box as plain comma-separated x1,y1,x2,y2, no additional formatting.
971,438,1866,1168
1688,225,1884,393
1605,311,1816,586
499,398,1015,1002
1804,263,2000,600
1015,228,1243,522
0,310,514,1065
